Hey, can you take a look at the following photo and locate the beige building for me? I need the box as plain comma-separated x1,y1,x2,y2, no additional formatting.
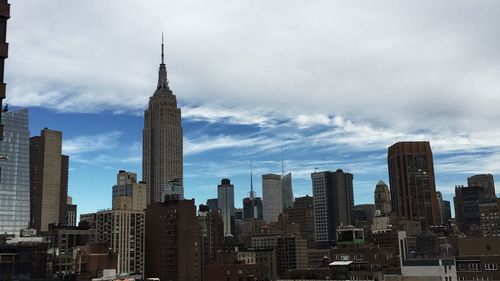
374,180,391,216
96,209,145,275
112,170,146,211
143,41,183,204
30,128,68,232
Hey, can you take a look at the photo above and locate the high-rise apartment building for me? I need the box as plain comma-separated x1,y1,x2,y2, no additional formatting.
143,39,183,204
263,174,283,223
467,174,496,198
112,170,146,211
0,1,10,138
65,196,77,227
374,180,391,216
30,128,68,232
198,204,223,265
145,199,201,281
311,169,354,248
217,178,234,236
387,141,440,228
0,108,30,235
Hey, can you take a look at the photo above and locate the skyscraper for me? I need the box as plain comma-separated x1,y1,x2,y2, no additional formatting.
217,178,234,236
262,174,283,223
0,108,30,235
143,38,183,204
374,180,391,216
388,141,440,228
30,128,68,232
281,172,294,209
311,169,354,248
0,0,10,139
243,170,263,220
112,170,146,211
467,174,496,198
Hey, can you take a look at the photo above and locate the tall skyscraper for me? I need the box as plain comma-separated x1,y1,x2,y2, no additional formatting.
262,174,283,223
311,169,354,248
281,172,294,209
467,174,496,198
454,185,490,233
143,38,183,204
374,180,391,216
0,1,10,139
30,128,68,232
0,108,30,235
436,191,444,225
387,141,440,228
217,178,234,236
243,170,263,220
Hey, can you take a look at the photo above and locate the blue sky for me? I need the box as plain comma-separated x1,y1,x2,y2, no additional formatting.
8,1,500,216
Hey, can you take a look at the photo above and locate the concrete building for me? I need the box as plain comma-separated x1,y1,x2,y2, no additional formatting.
374,180,392,216
280,195,315,248
30,128,68,232
217,178,234,236
66,196,77,227
455,237,500,281
311,169,354,248
0,0,10,138
95,209,144,275
145,198,201,281
353,203,375,224
72,242,118,280
143,39,183,204
263,174,283,223
112,170,146,211
479,199,500,237
276,235,308,278
388,141,440,228
198,204,223,266
0,108,30,235
79,212,96,229
468,174,496,198
206,198,218,212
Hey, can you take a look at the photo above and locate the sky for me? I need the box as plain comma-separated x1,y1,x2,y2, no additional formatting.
6,1,500,216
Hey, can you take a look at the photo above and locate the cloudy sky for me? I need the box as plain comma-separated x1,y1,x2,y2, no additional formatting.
7,1,500,215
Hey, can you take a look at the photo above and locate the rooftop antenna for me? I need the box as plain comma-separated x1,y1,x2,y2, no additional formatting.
250,161,255,198
161,32,165,64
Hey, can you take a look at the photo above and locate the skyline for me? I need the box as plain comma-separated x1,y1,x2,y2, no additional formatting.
7,1,500,215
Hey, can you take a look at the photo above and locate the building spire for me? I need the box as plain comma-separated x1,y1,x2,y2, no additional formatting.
156,33,169,91
250,161,255,198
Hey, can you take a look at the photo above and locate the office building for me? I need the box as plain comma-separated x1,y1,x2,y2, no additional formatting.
30,128,69,232
66,196,77,226
468,174,496,198
281,172,294,208
442,200,452,226
0,0,9,138
263,174,283,223
0,108,30,235
145,198,201,281
112,170,146,211
478,199,500,237
280,195,315,248
79,212,96,229
353,204,375,224
454,185,489,233
311,169,354,248
206,198,218,211
198,204,223,265
217,178,234,236
374,180,391,215
143,39,183,204
243,173,263,220
387,141,440,228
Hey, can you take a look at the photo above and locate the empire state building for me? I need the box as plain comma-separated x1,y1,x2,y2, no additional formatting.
143,39,183,204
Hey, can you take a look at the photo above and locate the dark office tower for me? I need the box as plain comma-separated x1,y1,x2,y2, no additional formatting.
143,38,183,204
0,108,29,235
145,198,201,281
217,178,234,236
374,180,391,216
311,169,354,248
243,171,263,220
0,1,9,139
441,200,451,226
30,128,69,232
206,198,218,211
467,174,496,198
387,141,440,228
454,185,489,233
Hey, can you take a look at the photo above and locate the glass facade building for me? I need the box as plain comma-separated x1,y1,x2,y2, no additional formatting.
0,108,30,235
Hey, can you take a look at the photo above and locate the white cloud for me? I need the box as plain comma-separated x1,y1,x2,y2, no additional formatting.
63,131,122,155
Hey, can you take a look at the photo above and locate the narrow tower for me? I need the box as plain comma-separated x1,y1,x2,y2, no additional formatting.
143,36,183,204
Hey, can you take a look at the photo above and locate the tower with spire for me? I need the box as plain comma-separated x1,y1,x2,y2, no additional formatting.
243,162,263,220
143,36,183,204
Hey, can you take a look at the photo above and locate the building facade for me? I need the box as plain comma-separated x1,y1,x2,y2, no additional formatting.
281,172,294,209
217,178,234,236
454,185,489,233
112,170,146,211
0,0,9,138
388,141,440,228
280,195,315,248
30,128,68,232
143,40,183,204
311,169,354,248
262,174,283,223
0,109,30,235
467,174,496,198
374,180,391,216
145,199,201,281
